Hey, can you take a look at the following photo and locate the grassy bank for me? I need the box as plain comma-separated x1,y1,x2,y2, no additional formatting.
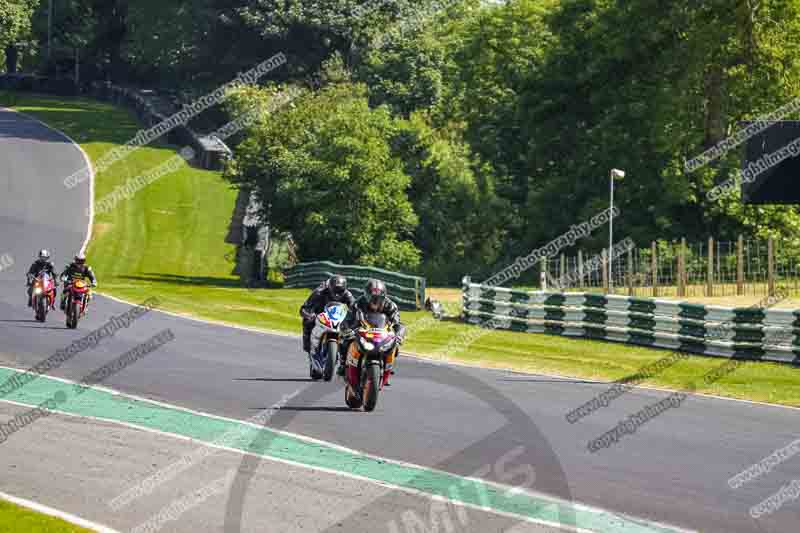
8,92,800,407
0,498,92,533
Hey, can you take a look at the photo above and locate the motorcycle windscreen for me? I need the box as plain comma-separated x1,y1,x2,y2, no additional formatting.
364,312,387,329
325,303,348,323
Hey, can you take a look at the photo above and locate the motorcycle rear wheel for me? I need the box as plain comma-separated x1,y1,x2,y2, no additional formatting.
345,386,362,409
309,361,322,380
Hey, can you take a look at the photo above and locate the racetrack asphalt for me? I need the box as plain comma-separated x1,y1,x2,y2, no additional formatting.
1,106,799,533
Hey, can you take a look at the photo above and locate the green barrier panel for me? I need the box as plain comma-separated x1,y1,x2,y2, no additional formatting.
460,277,800,364
285,261,425,310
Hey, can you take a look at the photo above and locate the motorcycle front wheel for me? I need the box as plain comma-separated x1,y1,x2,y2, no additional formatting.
323,339,337,381
66,300,78,329
362,363,381,412
35,296,46,322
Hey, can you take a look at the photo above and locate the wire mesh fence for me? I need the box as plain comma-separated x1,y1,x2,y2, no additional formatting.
542,236,800,298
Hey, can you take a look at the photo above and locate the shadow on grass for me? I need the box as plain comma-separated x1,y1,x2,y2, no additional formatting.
119,273,244,288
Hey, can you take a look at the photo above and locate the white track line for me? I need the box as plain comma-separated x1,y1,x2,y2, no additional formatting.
0,490,121,533
0,369,692,533
96,291,297,339
400,351,800,413
2,103,695,533
18,100,794,415
2,107,95,255
98,290,800,413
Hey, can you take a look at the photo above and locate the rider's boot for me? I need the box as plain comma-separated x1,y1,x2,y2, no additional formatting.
384,350,397,385
346,365,359,387
336,343,347,376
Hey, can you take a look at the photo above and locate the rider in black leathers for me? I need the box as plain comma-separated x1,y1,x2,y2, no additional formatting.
59,253,97,311
299,275,356,353
26,250,57,307
341,279,406,383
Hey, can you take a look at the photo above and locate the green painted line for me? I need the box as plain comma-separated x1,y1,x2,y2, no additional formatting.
0,367,687,533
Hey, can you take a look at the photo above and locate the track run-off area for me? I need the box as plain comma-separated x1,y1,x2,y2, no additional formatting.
1,107,798,532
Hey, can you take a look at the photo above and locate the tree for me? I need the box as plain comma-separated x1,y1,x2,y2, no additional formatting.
1,0,39,73
392,111,505,283
224,79,421,271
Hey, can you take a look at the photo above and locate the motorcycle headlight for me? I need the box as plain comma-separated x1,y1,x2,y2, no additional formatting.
34,288,42,295
359,338,374,351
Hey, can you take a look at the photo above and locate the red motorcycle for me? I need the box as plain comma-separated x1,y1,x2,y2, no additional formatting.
64,278,91,329
31,272,57,322
343,312,398,412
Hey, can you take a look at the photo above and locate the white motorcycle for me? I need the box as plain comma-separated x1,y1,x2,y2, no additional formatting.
308,302,349,381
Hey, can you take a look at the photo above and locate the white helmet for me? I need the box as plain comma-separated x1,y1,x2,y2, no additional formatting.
38,249,50,261
74,252,86,265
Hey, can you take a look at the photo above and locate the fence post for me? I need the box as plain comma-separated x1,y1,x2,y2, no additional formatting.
707,236,714,297
560,253,565,286
540,258,547,290
602,249,608,292
678,238,686,297
737,234,744,296
651,241,658,297
768,236,775,297
578,250,584,290
627,245,634,296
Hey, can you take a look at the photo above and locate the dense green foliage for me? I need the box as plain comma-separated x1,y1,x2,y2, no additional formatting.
225,80,421,270
1,0,39,71
222,0,800,282
10,0,800,283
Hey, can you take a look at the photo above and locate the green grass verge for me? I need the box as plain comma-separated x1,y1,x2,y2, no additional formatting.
0,498,92,533
8,92,800,407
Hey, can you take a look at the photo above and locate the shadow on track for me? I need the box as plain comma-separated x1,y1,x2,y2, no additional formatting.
271,406,354,413
498,377,598,384
234,377,316,383
13,325,68,331
222,363,577,533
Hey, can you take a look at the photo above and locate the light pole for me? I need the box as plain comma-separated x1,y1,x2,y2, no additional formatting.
609,168,625,292
47,0,53,60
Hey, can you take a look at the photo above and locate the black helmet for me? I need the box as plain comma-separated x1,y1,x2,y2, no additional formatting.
364,279,386,309
327,275,347,298
74,252,86,266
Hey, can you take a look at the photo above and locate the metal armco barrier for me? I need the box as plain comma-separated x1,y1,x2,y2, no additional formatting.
88,82,228,170
285,261,425,310
462,276,800,364
0,76,227,171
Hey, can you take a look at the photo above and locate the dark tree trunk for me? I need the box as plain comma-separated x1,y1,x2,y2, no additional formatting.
703,62,726,149
5,45,19,74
